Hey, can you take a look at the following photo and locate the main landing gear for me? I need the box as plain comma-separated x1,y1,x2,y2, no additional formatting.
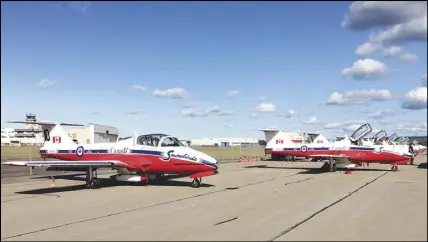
86,167,100,189
321,162,337,172
191,178,202,188
321,158,337,172
391,165,398,172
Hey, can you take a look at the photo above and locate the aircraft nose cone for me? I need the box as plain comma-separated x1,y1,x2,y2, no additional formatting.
202,157,218,170
211,158,219,170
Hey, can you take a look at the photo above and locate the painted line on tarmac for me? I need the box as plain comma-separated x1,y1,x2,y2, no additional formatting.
1,172,312,240
268,171,389,241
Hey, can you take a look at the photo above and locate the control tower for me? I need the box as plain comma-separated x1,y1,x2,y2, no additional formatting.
25,113,40,130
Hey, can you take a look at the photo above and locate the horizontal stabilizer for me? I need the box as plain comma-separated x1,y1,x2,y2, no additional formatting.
2,160,123,168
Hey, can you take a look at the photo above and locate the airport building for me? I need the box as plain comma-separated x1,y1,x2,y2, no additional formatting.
65,123,119,144
1,113,119,146
1,114,45,146
190,137,259,147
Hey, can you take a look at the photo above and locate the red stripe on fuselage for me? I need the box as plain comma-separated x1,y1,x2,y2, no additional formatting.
270,149,409,163
41,153,215,174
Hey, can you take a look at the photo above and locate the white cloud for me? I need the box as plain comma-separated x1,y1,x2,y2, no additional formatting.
255,103,276,112
132,85,147,92
342,124,363,133
37,79,56,88
91,112,101,115
286,109,297,118
397,121,427,135
368,109,394,119
355,42,379,57
326,89,392,105
341,1,427,30
218,110,234,116
182,108,213,118
324,123,342,129
125,110,144,115
153,88,188,99
181,106,230,118
259,97,266,102
355,43,404,58
302,117,319,125
251,103,276,118
343,1,427,66
322,120,368,132
381,46,402,57
342,120,367,126
68,1,91,13
342,58,388,80
225,90,240,99
369,15,427,46
398,52,418,62
401,87,427,110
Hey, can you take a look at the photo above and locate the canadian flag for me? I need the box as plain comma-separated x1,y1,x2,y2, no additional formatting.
53,136,62,144
276,139,283,144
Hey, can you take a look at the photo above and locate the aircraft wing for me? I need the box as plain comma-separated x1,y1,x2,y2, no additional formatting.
308,154,350,163
2,160,128,168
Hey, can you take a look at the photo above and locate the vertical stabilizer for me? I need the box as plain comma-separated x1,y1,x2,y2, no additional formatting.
260,129,303,148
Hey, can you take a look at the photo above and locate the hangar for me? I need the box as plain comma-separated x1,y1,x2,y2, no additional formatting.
190,137,259,147
65,123,119,144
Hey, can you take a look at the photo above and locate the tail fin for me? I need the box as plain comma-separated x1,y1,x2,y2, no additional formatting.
259,129,303,147
7,121,84,146
313,134,330,145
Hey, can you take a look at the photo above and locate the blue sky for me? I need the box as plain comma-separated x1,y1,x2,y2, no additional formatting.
1,1,427,139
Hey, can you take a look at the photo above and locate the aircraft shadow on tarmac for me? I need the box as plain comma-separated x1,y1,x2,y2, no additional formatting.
30,173,87,182
417,162,427,169
243,164,395,174
17,175,214,195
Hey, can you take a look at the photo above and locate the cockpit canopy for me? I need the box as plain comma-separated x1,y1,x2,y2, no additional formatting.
372,130,387,140
136,133,185,147
396,137,409,144
387,133,398,144
349,123,372,142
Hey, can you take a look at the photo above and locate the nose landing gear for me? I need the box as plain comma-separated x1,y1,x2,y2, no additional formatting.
191,178,202,188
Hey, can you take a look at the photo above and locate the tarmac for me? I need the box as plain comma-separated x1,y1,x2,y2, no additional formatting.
1,155,427,241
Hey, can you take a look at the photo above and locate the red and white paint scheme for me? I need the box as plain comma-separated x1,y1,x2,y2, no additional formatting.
360,131,425,164
261,124,412,172
2,121,219,189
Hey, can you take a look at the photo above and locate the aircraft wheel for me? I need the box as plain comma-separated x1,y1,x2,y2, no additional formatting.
321,162,328,170
191,178,201,188
391,165,398,172
90,179,101,189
